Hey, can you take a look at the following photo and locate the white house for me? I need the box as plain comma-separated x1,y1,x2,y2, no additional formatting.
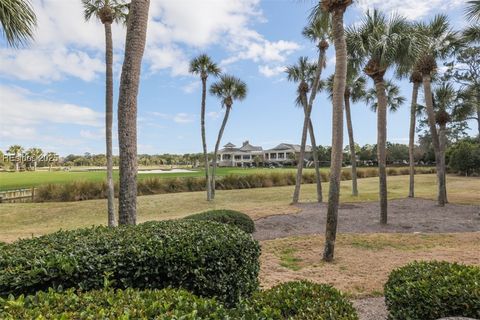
217,141,312,167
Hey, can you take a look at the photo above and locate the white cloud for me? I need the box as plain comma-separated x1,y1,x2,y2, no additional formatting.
80,129,104,140
258,65,285,77
182,80,201,94
207,111,222,119
356,0,465,20
0,85,103,133
173,113,195,124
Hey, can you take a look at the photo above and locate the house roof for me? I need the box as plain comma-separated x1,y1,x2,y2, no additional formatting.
266,143,312,152
223,142,236,148
239,141,263,152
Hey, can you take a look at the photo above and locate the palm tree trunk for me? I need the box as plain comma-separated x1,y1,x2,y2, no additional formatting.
117,0,150,225
211,106,231,197
200,77,212,201
374,77,388,225
292,45,326,204
408,82,420,198
323,8,347,262
422,75,446,206
439,123,448,203
104,21,116,227
344,92,358,196
309,119,323,202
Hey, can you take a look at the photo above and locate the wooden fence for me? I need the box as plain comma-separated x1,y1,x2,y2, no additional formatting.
0,188,35,203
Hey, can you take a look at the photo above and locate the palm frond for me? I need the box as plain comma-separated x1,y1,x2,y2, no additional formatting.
189,54,221,77
465,0,480,22
0,0,36,47
209,74,247,107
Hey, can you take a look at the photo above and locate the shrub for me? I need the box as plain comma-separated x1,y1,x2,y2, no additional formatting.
0,287,232,319
447,140,480,176
0,220,260,305
248,281,359,319
184,209,255,233
384,261,480,320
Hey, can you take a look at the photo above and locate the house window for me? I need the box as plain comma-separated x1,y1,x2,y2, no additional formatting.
270,153,277,159
234,155,241,160
242,155,251,160
278,153,285,159
223,154,231,160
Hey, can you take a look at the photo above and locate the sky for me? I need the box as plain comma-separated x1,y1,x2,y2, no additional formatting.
0,0,474,156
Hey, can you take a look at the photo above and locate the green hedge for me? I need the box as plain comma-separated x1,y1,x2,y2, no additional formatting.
385,261,480,320
184,209,255,233
248,281,359,319
0,287,232,319
0,220,260,305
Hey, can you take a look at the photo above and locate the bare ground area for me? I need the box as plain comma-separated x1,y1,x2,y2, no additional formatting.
254,198,480,241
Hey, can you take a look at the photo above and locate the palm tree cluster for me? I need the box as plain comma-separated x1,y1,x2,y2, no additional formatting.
4,145,58,172
294,1,478,261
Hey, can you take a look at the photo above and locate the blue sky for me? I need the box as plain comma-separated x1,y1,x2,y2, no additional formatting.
0,0,474,156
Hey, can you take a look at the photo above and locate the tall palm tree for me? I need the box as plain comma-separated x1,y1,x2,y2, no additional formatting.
0,0,36,47
286,57,323,203
466,0,480,22
414,14,460,206
189,54,221,201
25,147,42,171
209,75,247,196
117,0,150,225
83,0,127,227
293,13,331,203
365,80,406,113
346,9,412,224
7,145,23,171
312,0,352,262
324,64,367,196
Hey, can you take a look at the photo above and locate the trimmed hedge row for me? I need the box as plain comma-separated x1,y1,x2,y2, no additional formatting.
385,261,480,320
0,288,232,319
34,167,436,202
0,281,359,320
184,209,255,233
0,220,260,305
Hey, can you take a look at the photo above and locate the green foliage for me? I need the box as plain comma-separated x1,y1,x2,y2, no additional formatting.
184,209,255,233
0,287,232,319
384,261,480,320
0,220,260,305
248,281,359,319
447,139,480,176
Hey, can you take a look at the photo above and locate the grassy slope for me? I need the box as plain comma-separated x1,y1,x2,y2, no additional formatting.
0,168,314,191
1,174,478,242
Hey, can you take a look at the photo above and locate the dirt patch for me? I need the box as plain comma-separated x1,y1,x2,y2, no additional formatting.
259,233,480,296
353,297,388,320
254,198,480,240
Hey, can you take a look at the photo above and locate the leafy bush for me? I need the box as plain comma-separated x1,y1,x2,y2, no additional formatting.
0,287,232,319
0,220,260,305
384,261,480,320
248,281,358,319
184,209,255,233
447,139,480,176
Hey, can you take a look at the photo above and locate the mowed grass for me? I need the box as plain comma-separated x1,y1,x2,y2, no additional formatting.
0,174,478,242
0,167,314,191
260,232,480,297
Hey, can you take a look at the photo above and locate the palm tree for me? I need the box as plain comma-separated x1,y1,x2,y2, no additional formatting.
46,152,58,171
25,147,42,171
7,145,23,171
286,56,323,204
365,80,406,113
83,0,127,227
209,75,247,196
189,54,221,201
346,9,412,224
324,65,367,196
117,0,150,225
414,14,460,206
0,0,36,47
312,0,352,262
466,0,480,22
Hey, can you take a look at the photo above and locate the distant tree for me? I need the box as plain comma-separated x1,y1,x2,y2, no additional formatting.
0,0,36,47
210,75,247,199
447,138,480,176
7,145,23,171
25,147,43,171
189,54,221,201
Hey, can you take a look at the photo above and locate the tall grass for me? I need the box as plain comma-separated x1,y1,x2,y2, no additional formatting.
34,167,436,202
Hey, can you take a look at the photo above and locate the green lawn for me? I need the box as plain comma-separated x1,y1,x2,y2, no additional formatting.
1,174,478,242
0,167,311,191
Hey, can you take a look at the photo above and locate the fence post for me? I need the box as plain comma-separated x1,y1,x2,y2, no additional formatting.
31,187,35,202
